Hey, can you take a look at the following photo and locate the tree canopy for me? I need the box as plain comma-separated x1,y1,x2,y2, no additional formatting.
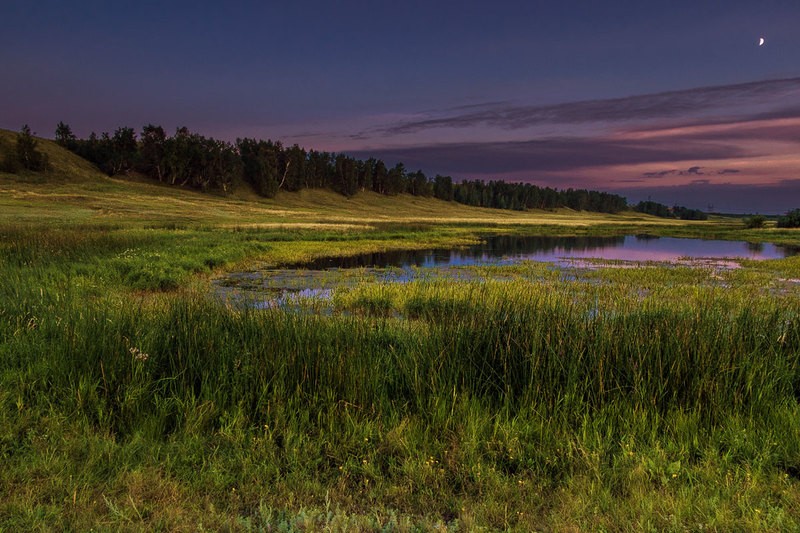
633,200,707,221
57,122,630,214
777,209,800,228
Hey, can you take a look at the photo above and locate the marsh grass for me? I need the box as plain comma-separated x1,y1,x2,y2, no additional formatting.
3,236,800,529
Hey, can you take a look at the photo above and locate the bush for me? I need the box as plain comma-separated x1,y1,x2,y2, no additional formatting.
0,152,21,173
744,215,767,229
777,209,800,228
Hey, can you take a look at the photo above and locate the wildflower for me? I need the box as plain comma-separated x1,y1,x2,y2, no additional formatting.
129,346,149,362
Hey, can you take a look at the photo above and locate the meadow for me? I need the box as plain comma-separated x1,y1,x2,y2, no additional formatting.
2,135,800,530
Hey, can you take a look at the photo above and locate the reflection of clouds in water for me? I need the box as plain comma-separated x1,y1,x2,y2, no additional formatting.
429,235,793,265
215,236,799,308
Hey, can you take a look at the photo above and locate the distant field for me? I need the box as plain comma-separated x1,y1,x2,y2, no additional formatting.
0,165,681,229
2,131,800,530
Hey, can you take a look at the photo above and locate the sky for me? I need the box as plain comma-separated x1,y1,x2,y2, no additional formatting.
2,0,799,213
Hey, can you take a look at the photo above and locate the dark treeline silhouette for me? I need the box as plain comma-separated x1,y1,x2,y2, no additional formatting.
777,208,800,228
633,200,708,220
53,122,628,213
452,179,627,213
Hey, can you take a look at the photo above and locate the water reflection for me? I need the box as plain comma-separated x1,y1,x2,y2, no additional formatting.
295,235,798,270
215,235,799,308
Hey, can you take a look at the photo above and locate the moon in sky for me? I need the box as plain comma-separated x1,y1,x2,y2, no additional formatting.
759,37,765,46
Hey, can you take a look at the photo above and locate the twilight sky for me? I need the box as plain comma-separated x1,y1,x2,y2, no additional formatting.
2,1,799,213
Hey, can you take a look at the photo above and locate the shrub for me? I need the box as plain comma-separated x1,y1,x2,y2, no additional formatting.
744,215,767,229
0,152,21,173
777,209,800,228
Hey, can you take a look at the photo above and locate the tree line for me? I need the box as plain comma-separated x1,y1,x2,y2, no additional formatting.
777,209,800,228
451,179,627,213
41,122,629,212
633,200,708,220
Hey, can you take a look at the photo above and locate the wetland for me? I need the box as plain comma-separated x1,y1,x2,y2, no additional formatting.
215,234,800,309
3,172,800,530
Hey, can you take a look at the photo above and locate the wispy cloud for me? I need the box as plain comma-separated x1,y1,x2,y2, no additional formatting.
375,77,800,136
343,77,800,213
350,136,746,175
621,116,800,144
683,166,704,175
641,167,743,179
642,170,677,178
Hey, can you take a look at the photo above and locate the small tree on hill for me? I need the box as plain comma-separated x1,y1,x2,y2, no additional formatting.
15,125,49,172
55,121,77,149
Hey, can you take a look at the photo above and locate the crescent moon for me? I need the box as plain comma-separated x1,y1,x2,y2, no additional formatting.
759,37,765,46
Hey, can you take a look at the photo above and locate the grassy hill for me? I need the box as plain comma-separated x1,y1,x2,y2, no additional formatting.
0,127,695,229
0,127,108,183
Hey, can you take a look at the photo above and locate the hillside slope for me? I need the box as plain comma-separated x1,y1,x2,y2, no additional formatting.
0,127,108,183
0,127,695,229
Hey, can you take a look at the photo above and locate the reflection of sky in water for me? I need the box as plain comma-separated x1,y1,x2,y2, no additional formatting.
314,236,797,270
532,236,781,264
215,235,799,308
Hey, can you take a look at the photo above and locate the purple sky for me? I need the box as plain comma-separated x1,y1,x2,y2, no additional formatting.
2,1,799,213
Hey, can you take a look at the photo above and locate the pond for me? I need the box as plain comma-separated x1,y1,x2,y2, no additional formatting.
292,234,798,270
214,235,800,308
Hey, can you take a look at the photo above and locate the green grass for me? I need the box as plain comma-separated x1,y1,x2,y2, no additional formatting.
4,258,800,529
2,136,800,529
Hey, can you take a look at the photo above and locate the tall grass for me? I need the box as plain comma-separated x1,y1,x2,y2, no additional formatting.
2,223,800,529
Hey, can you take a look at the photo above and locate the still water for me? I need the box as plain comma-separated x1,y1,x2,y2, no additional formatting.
215,235,799,308
293,235,798,270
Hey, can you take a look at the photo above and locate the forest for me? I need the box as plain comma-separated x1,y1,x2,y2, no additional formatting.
51,122,629,213
633,200,709,220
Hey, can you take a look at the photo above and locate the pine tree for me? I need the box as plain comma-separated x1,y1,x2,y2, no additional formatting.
15,125,49,171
